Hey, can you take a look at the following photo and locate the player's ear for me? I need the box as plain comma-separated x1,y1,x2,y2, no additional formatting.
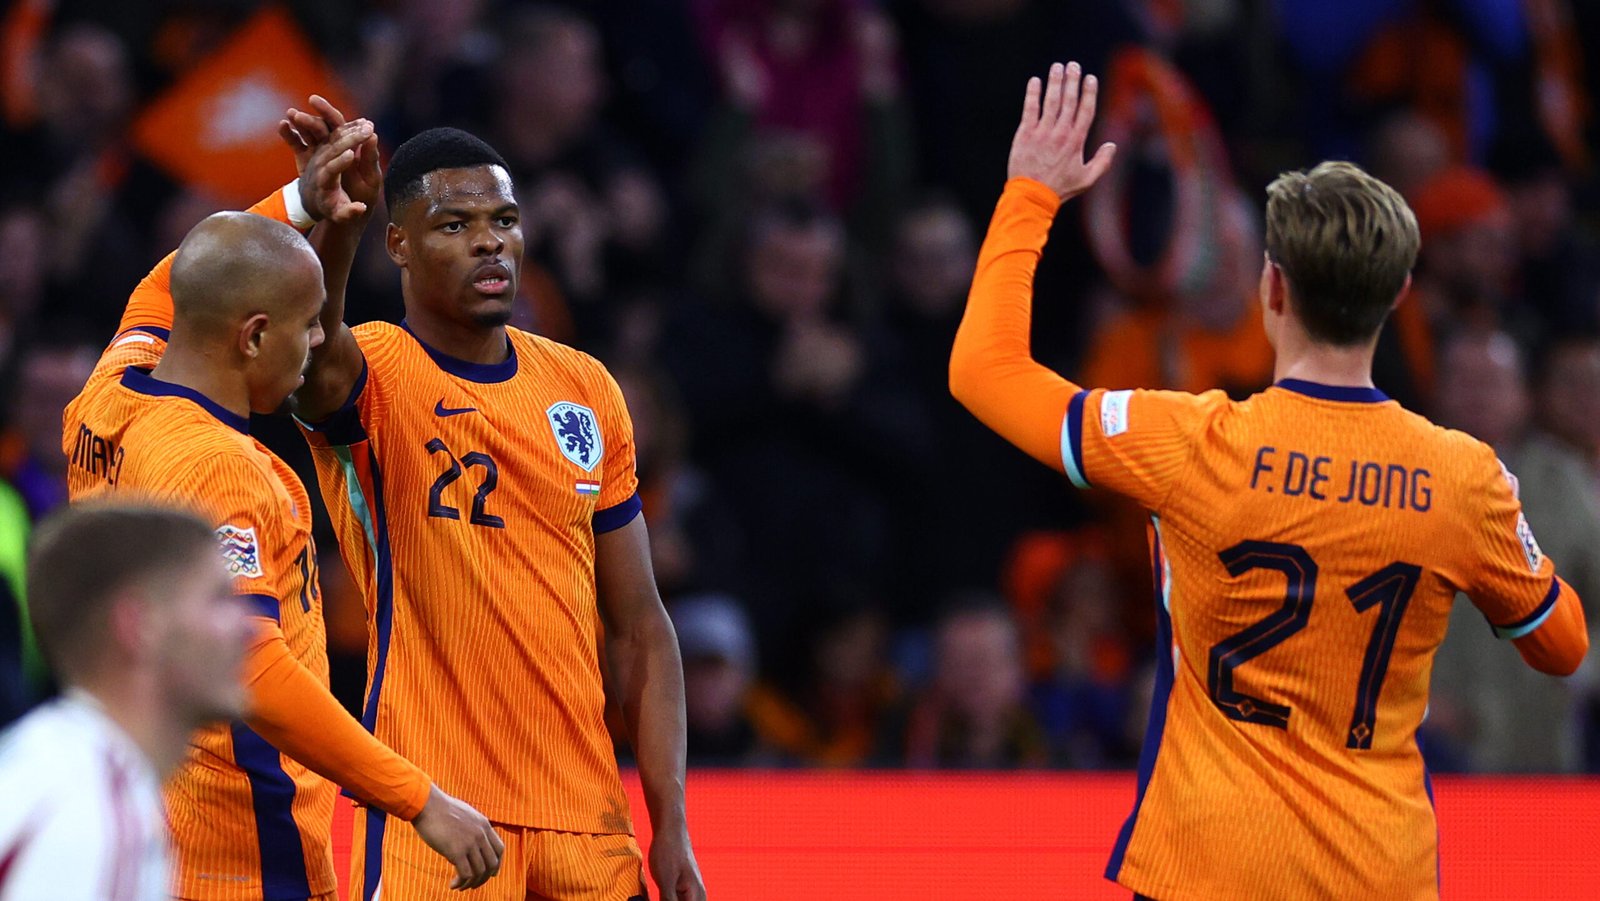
1264,258,1287,316
386,221,407,267
106,588,156,664
1391,273,1413,312
238,312,271,359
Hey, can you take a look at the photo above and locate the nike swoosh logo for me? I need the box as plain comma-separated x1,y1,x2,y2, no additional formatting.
434,400,477,418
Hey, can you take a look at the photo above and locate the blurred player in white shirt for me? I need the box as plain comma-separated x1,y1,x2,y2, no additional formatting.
0,503,254,900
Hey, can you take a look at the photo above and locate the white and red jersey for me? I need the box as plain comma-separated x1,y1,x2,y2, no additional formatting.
0,692,170,901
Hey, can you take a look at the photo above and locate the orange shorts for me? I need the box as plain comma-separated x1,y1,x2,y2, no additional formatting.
349,808,647,901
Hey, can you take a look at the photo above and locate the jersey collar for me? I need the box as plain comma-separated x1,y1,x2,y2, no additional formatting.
1274,378,1390,404
400,320,518,384
121,367,250,434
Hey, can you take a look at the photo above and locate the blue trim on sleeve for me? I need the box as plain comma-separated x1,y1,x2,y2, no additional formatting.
1062,390,1091,490
1275,379,1389,404
400,320,517,384
230,723,312,900
1105,516,1175,882
120,367,249,434
1488,576,1561,639
296,361,369,446
239,593,280,622
594,491,643,534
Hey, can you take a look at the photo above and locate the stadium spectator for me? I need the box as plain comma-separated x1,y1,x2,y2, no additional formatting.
671,593,767,766
4,342,97,520
1403,167,1520,405
1430,331,1600,772
885,594,1048,768
1365,112,1452,200
24,24,149,338
692,0,913,222
748,593,900,766
0,203,47,371
664,201,916,654
1005,534,1139,768
879,196,1024,621
494,6,669,330
1496,135,1600,336
1533,336,1600,471
0,503,256,900
616,366,745,599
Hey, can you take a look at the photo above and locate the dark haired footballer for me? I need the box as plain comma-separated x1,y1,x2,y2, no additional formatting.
281,102,704,901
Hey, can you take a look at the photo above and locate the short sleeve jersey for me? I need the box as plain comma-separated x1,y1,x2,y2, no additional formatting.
1065,381,1562,901
301,321,640,832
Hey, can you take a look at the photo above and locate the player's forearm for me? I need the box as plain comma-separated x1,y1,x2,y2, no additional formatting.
241,623,432,819
1512,577,1589,676
295,217,367,422
608,615,691,834
949,177,1082,471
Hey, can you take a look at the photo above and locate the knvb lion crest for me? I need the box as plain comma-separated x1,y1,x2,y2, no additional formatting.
547,401,603,472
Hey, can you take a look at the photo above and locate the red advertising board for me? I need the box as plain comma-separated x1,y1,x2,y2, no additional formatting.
334,772,1600,899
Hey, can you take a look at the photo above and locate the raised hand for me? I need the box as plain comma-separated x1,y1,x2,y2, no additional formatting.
1007,61,1117,201
409,784,506,891
278,95,381,223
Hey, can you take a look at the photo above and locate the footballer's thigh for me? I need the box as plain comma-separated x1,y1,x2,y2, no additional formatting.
350,807,526,901
527,830,648,901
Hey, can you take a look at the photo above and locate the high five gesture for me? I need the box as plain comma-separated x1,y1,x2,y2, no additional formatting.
1007,61,1116,201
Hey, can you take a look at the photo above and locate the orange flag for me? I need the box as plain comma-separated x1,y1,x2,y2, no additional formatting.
131,6,353,205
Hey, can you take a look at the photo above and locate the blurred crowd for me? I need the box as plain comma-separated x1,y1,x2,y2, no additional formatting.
2,0,1599,774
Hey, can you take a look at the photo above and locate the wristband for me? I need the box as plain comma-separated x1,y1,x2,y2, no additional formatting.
282,180,316,231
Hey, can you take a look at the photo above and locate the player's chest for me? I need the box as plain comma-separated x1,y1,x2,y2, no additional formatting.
377,381,608,533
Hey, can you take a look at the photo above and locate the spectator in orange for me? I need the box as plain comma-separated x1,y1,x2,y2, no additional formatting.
1002,531,1139,767
746,594,900,767
1402,166,1520,404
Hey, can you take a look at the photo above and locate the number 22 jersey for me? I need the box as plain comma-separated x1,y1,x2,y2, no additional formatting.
300,321,640,834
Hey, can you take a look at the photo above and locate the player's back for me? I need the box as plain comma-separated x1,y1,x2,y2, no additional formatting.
1097,380,1560,900
63,336,337,900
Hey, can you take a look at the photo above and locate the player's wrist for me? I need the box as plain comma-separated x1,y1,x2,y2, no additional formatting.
1003,177,1064,212
283,180,318,231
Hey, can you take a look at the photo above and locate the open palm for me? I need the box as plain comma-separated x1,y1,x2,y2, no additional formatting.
1007,61,1117,201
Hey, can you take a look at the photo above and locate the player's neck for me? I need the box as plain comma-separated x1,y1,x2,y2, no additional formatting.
404,310,511,366
72,674,191,778
150,345,251,420
1272,327,1378,389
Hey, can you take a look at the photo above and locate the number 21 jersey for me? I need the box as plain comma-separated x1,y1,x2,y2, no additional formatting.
1066,381,1577,901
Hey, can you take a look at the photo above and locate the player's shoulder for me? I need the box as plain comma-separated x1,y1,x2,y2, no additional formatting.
510,326,617,391
0,702,105,795
510,326,602,370
1114,386,1233,427
145,427,279,501
1380,404,1511,498
351,320,411,361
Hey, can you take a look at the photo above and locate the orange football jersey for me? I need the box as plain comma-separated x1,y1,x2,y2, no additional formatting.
1069,382,1573,900
955,179,1585,901
62,188,430,900
65,336,338,900
299,321,641,898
